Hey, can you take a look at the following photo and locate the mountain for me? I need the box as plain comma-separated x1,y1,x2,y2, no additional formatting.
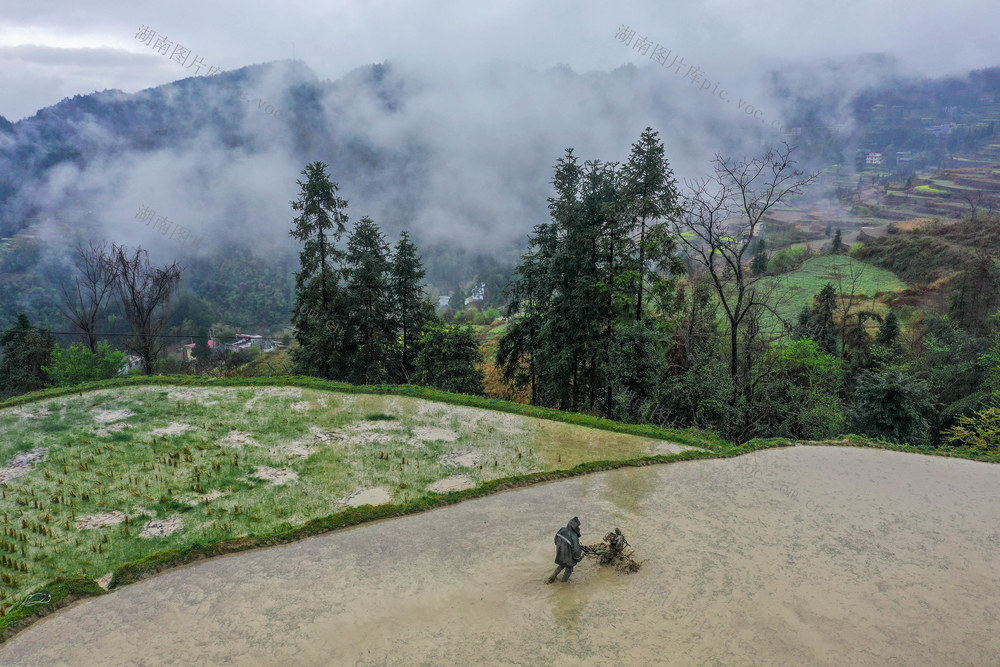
1,58,999,333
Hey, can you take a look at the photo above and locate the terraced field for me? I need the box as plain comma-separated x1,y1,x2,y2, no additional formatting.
4,446,999,664
0,383,707,623
769,254,908,325
880,166,1000,220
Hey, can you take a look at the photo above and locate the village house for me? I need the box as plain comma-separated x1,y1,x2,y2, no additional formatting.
183,339,216,361
464,283,486,307
226,333,280,353
122,354,143,374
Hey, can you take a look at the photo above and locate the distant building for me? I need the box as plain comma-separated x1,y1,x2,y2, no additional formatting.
183,339,216,361
866,152,883,165
980,93,995,105
929,122,958,137
464,282,486,306
438,295,452,309
122,355,143,375
227,334,276,353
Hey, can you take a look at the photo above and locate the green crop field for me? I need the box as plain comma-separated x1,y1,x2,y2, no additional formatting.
768,255,908,325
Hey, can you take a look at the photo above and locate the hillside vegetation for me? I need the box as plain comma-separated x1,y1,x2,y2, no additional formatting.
857,215,1000,284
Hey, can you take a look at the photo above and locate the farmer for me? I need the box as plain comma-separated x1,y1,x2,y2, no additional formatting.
546,516,585,583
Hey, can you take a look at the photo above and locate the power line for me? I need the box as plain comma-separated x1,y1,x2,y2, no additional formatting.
679,321,890,338
478,317,892,339
9,328,289,340
11,317,892,342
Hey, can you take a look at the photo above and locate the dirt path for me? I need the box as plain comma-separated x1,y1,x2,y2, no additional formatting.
2,446,999,665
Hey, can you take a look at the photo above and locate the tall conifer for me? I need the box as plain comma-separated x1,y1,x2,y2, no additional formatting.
391,231,435,382
289,162,349,378
344,216,395,384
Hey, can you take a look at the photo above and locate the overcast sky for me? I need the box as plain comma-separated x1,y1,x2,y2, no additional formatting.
2,0,999,122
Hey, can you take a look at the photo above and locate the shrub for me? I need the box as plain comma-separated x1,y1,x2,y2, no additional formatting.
755,338,845,440
0,314,55,398
944,406,1000,451
847,368,934,446
767,246,812,275
413,324,484,395
608,320,663,423
239,349,294,377
44,341,126,387
652,351,732,432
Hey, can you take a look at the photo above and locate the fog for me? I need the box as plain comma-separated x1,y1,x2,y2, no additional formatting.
1,0,998,264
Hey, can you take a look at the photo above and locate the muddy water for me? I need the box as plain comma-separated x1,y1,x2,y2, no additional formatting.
3,446,1000,665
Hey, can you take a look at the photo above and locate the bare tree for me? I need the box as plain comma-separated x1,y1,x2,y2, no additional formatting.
59,242,115,353
673,144,817,421
108,244,183,374
831,260,866,335
951,252,1000,336
960,191,992,221
829,259,881,361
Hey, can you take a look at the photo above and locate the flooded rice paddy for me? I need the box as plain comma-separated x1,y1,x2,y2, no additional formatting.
2,445,999,665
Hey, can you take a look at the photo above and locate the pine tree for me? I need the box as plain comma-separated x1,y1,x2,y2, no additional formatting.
622,127,682,322
812,284,839,355
0,314,55,399
751,250,768,276
391,231,435,382
448,286,464,311
795,305,814,336
875,311,900,348
344,216,395,384
289,162,349,379
796,285,839,356
573,159,626,412
497,224,556,405
499,137,683,415
832,228,845,253
499,133,684,416
541,151,597,411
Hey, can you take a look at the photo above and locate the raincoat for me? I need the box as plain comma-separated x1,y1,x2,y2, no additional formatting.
554,516,583,567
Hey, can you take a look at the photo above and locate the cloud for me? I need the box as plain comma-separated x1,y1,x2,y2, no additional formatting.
14,55,820,268
0,0,997,121
2,0,996,266
0,44,137,67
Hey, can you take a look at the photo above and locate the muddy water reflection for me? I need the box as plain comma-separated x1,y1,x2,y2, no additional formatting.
2,446,1000,665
